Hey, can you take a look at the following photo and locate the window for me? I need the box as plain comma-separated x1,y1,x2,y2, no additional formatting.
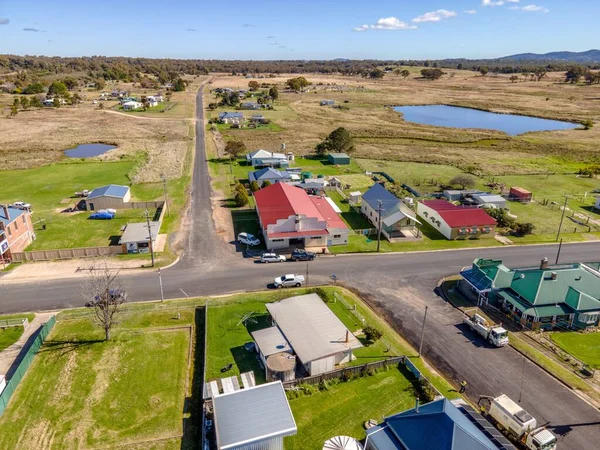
14,221,18,231
272,239,284,242
333,234,341,238
578,313,599,324
7,226,11,236
22,215,26,224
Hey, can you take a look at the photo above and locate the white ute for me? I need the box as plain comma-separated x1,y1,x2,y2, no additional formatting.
273,274,305,288
463,309,509,347
481,394,557,450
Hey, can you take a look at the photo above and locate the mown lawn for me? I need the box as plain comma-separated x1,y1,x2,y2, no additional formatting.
0,307,193,450
550,332,600,368
0,328,24,352
286,367,415,449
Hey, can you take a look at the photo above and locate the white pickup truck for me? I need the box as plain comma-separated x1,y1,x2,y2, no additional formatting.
273,274,305,288
463,309,509,347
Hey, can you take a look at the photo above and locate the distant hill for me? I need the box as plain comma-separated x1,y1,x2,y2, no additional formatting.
500,49,600,63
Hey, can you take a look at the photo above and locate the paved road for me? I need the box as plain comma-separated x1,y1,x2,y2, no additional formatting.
1,88,599,448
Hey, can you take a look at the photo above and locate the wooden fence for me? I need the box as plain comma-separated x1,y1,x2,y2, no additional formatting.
11,245,123,262
283,356,405,388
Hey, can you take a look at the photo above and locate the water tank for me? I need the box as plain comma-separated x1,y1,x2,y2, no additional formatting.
301,171,313,180
266,352,296,382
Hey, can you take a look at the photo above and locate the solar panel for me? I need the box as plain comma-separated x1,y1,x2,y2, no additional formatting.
459,404,516,450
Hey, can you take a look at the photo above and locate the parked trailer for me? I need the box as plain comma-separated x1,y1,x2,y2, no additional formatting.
74,190,90,197
480,394,557,450
463,308,509,347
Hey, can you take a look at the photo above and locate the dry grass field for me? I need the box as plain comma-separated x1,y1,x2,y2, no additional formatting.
207,70,600,176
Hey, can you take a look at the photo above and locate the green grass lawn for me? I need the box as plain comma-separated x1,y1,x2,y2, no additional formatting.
0,306,194,450
327,190,372,230
286,367,415,449
550,332,600,368
0,327,24,352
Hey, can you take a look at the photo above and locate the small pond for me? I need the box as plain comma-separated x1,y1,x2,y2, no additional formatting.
64,143,116,158
393,105,580,136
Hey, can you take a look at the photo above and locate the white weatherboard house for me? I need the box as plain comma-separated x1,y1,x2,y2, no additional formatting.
246,149,290,168
122,101,143,110
266,293,362,375
213,381,297,450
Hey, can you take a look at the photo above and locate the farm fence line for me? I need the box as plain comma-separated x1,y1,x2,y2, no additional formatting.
0,315,56,417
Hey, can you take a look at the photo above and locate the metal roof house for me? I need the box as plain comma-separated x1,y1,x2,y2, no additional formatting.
248,167,292,186
265,293,362,375
218,112,245,124
417,200,496,240
119,221,160,254
85,185,131,211
361,183,421,240
460,257,600,330
254,183,348,250
213,381,297,450
246,149,290,168
365,398,513,450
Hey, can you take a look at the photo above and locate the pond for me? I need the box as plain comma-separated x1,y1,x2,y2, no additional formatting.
393,105,580,136
64,143,116,158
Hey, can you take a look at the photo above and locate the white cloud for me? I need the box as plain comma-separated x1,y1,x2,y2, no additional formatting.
522,4,550,12
481,0,505,6
412,9,457,23
506,0,520,2
0,18,9,25
353,17,417,32
464,10,477,14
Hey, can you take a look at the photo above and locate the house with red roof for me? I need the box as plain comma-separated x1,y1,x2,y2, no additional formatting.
254,183,348,250
416,199,496,240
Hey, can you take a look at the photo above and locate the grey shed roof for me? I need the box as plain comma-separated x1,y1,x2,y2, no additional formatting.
266,293,362,363
213,381,297,449
119,221,160,244
87,184,130,200
251,326,292,357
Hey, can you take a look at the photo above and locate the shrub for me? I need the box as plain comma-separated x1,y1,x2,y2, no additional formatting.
363,325,383,342
262,180,272,187
234,189,249,207
513,222,535,236
249,181,260,192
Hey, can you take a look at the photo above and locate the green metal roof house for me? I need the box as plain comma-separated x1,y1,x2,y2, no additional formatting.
327,152,350,165
460,258,600,330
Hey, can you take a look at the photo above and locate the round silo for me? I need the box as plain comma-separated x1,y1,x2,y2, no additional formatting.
266,352,296,382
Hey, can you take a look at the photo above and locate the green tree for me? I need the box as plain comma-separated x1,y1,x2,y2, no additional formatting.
220,91,239,107
363,325,383,342
141,96,150,111
582,119,594,130
248,80,260,91
316,127,355,156
401,69,410,79
534,68,547,81
514,222,534,236
13,97,19,107
10,104,18,117
565,66,585,83
22,82,45,94
420,68,444,81
369,68,385,79
173,78,186,92
449,174,476,189
393,68,402,77
479,67,489,76
268,86,279,100
249,180,260,192
48,81,68,97
485,208,516,229
234,190,249,207
262,180,272,187
20,96,29,110
53,97,61,108
62,77,78,90
208,102,218,110
30,95,43,108
224,140,246,160
70,93,82,105
285,76,311,91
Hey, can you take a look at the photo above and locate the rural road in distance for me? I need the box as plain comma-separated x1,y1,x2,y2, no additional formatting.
1,88,599,449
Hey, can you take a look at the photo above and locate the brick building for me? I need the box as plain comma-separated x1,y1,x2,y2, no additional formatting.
0,205,35,262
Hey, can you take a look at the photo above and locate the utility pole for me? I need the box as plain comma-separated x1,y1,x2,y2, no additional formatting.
418,306,428,358
555,195,569,242
555,238,563,265
305,260,309,287
376,200,383,252
158,268,164,302
161,174,170,217
145,210,155,267
518,355,526,402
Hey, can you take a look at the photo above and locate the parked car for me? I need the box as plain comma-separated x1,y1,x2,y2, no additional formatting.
89,211,114,220
238,232,260,246
290,249,316,261
86,289,127,307
273,274,305,288
97,209,117,215
11,201,31,210
260,253,286,263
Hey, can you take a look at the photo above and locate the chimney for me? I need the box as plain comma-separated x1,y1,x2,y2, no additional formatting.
551,272,557,280
1,205,8,222
540,257,549,270
415,398,420,413
345,330,349,343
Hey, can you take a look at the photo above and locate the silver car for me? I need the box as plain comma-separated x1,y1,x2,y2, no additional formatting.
260,253,286,263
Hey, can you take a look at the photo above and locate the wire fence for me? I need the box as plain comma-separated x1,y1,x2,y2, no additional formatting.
0,315,56,417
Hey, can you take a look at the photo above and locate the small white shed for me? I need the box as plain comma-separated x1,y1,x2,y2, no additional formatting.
349,191,362,205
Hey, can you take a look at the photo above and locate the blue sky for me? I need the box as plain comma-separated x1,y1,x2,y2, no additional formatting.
0,0,596,60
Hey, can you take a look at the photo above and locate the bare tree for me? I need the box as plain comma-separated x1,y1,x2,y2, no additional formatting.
84,262,126,341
